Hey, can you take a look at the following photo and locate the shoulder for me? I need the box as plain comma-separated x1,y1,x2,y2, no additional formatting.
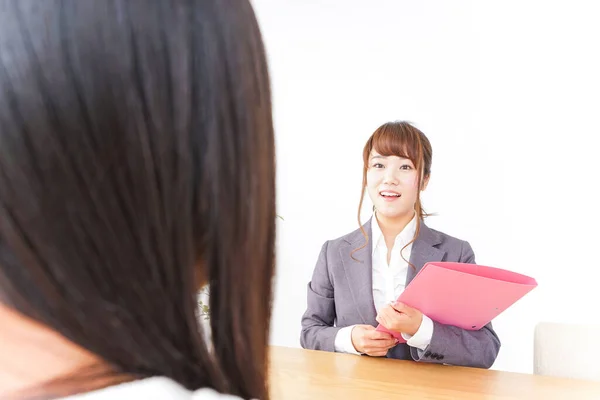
422,223,474,261
428,226,470,248
192,388,244,400
60,377,244,400
321,222,369,253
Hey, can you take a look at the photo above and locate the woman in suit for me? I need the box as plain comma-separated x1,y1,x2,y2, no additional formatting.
300,121,500,368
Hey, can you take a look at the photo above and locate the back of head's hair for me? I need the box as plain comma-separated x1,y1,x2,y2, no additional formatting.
0,1,275,399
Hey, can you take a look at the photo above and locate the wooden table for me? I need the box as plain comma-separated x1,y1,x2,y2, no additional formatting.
269,346,600,399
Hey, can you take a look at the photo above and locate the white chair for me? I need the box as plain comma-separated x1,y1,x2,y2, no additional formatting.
534,322,600,381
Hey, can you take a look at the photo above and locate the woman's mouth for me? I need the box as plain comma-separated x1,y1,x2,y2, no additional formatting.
379,191,401,201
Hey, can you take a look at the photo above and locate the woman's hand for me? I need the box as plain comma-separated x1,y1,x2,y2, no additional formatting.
376,302,423,336
350,324,398,356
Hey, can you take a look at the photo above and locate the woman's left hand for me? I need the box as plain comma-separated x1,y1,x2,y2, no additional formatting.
376,302,423,336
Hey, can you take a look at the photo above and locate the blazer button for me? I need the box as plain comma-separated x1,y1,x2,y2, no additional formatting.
424,351,432,358
431,352,439,358
437,355,444,360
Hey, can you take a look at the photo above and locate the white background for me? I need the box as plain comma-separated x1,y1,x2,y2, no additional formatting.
251,0,600,373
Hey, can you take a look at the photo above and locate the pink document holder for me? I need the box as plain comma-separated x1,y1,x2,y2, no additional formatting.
375,262,538,341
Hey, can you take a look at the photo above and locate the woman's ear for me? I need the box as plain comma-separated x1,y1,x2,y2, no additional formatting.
421,175,430,191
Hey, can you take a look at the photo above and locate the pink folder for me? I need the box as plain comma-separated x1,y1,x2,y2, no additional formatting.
376,262,537,341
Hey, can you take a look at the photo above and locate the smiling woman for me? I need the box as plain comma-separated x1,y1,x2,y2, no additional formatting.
300,121,501,369
360,122,433,257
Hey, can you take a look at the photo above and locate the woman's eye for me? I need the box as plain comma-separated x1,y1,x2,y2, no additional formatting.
400,164,413,170
373,163,384,168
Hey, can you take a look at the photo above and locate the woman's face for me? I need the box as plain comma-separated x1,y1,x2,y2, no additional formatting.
366,150,428,220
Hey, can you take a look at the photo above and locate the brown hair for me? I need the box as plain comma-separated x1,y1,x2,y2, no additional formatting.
354,121,433,265
0,1,274,399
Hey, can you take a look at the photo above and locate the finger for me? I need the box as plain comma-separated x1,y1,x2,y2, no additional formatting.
378,306,391,317
367,342,396,351
375,312,386,327
365,342,397,355
381,304,395,313
366,337,398,349
391,301,408,313
393,302,420,318
372,349,388,357
368,330,395,340
379,316,390,329
364,332,398,349
366,347,390,357
394,313,411,323
378,308,394,322
362,325,376,331
376,339,398,348
380,309,404,329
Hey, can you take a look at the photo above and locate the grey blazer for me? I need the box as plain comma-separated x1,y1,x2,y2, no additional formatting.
300,219,501,368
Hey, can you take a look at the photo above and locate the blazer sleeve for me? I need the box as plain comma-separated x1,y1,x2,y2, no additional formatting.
300,241,342,352
409,241,502,368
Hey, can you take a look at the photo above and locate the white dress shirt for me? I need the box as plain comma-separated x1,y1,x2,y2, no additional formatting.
334,214,434,354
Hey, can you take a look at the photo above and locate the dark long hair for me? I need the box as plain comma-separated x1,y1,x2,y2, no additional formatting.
0,1,275,399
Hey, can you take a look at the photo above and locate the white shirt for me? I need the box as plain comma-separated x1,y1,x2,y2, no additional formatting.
61,377,244,400
334,214,434,354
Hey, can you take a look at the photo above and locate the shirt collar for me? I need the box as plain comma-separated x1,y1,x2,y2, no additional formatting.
371,212,417,255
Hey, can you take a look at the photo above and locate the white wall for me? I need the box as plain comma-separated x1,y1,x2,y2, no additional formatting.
252,0,600,374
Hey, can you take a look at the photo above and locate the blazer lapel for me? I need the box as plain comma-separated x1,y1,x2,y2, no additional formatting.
406,221,446,285
340,219,378,326
339,219,446,325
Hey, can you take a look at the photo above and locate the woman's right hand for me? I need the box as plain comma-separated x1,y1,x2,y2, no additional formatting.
351,325,398,356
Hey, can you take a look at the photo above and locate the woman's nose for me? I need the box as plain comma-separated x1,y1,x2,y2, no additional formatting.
383,169,399,185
